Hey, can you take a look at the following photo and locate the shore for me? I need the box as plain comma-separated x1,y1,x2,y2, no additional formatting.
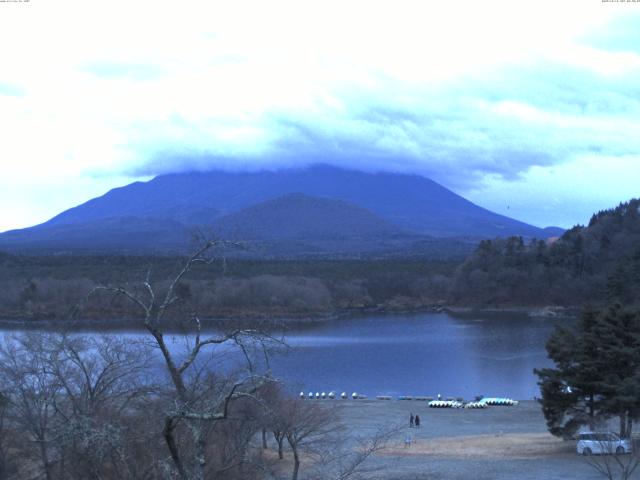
320,400,623,479
0,304,580,330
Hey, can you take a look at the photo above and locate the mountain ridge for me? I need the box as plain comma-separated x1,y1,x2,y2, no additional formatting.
0,164,564,256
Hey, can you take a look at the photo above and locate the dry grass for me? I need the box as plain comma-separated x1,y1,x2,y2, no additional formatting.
381,432,575,459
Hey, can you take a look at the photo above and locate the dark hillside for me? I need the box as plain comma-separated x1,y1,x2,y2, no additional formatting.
450,198,640,306
212,193,402,240
0,217,193,255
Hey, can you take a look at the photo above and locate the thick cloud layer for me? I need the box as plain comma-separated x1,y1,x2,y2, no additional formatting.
133,55,640,192
0,1,638,231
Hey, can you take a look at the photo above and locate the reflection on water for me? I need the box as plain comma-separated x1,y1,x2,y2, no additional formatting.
1,312,569,400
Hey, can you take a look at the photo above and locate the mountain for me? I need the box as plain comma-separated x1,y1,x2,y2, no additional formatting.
0,217,192,254
0,164,561,256
212,193,402,240
0,193,477,258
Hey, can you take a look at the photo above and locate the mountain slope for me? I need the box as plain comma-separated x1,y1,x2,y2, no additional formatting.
36,164,551,238
0,193,478,258
212,193,403,240
0,217,192,254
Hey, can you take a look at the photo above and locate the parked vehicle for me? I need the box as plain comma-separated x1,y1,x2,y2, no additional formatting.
576,432,631,455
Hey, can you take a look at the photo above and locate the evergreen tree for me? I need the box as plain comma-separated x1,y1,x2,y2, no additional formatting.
535,306,640,439
535,309,605,438
591,305,640,438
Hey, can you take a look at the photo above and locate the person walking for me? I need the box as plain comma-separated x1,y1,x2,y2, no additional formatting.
415,414,421,428
409,413,415,428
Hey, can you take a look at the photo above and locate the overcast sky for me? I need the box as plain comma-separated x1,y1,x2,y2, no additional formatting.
1,0,639,232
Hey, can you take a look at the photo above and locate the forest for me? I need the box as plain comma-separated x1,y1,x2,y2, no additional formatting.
0,255,456,323
450,198,640,307
1,198,638,324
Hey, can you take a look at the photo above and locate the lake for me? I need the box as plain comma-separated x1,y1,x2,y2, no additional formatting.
1,311,566,400
269,312,564,400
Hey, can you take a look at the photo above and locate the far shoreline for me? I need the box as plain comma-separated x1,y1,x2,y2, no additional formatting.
0,304,580,331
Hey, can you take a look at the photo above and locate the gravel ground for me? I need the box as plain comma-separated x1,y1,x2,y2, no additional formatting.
329,400,639,479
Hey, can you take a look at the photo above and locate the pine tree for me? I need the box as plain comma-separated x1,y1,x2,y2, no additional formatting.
590,305,640,438
535,308,605,438
535,306,640,438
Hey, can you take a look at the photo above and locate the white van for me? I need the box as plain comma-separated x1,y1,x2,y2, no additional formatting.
576,432,631,455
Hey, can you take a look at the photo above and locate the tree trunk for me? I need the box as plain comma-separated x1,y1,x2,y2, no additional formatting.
620,412,628,438
262,428,267,449
163,417,189,480
193,423,206,480
38,440,52,480
274,431,284,459
291,446,300,480
150,330,187,397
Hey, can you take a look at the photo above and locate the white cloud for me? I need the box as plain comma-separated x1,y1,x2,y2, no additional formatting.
0,0,638,231
466,155,640,228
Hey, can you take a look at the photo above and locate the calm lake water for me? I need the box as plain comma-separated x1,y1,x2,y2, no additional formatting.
2,312,567,400
270,312,564,400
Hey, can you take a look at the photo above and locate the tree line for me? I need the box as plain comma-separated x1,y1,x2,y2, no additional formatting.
0,256,456,323
450,198,640,307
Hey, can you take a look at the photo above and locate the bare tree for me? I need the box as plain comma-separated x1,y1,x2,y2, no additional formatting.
307,424,401,480
260,385,288,460
0,242,391,480
86,240,280,480
281,399,337,480
0,333,62,480
0,390,16,479
254,383,397,480
0,332,154,480
47,335,154,479
583,437,640,480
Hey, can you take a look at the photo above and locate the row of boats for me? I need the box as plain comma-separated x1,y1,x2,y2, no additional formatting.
300,391,367,399
299,391,518,407
428,398,519,408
